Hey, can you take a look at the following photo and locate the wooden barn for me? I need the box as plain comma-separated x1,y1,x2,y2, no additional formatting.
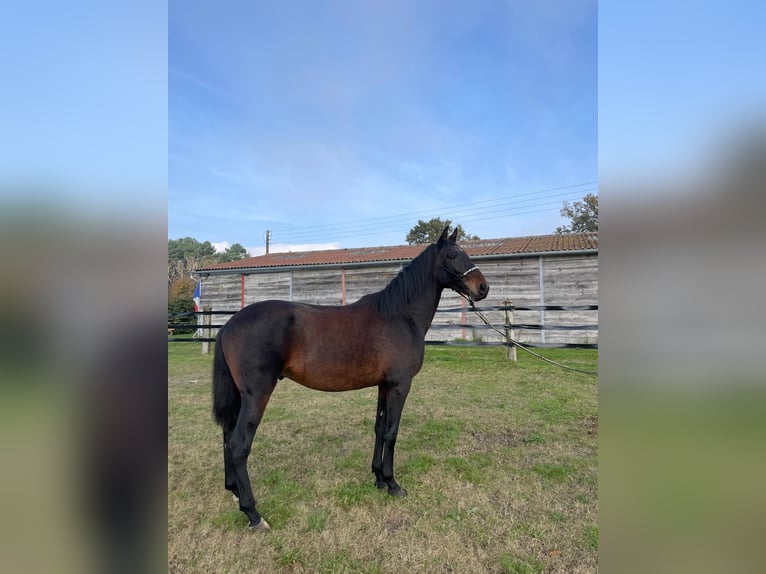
193,232,598,345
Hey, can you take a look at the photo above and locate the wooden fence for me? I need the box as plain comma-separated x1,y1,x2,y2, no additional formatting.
168,303,598,357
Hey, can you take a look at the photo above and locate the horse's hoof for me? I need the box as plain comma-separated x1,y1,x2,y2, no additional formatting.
249,518,271,531
388,486,408,497
232,493,240,503
376,480,387,490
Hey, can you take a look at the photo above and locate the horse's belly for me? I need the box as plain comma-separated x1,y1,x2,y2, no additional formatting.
283,348,384,392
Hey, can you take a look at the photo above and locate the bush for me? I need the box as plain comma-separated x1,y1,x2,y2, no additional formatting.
168,277,197,334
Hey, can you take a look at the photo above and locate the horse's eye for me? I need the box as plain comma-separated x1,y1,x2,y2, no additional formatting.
446,253,456,260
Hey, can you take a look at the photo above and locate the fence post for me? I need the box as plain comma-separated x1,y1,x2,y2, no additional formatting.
201,306,211,355
504,299,517,362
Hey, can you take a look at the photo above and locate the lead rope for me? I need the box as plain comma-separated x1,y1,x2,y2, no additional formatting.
460,296,598,377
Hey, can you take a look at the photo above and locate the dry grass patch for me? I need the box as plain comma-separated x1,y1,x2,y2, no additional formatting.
169,344,597,573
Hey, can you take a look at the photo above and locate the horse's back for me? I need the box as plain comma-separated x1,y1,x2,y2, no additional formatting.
222,299,301,341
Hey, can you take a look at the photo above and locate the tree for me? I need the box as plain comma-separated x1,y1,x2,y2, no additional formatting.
168,276,196,314
167,236,216,262
168,276,197,332
216,242,249,262
555,193,598,233
167,237,218,285
406,218,479,244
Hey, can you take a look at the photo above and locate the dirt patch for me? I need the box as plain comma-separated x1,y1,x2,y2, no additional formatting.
467,430,521,449
583,414,598,435
384,513,409,534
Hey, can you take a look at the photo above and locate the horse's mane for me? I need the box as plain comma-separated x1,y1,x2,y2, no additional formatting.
360,243,438,319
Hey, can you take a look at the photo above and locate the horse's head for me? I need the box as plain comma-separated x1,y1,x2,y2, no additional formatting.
435,227,489,302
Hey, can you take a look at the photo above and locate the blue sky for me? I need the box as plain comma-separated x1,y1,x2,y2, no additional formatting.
2,2,763,253
599,1,766,186
169,0,597,254
1,2,166,212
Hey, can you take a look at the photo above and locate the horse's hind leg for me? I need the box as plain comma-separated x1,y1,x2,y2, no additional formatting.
222,429,239,501
229,378,277,530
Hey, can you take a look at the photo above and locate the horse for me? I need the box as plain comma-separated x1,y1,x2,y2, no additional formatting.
211,227,489,530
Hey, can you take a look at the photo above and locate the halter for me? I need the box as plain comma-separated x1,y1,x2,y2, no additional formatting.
441,264,479,279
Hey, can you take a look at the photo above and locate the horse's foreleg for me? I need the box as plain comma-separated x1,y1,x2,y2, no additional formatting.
380,379,411,497
371,386,388,489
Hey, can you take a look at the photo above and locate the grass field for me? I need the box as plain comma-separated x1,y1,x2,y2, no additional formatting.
168,342,598,573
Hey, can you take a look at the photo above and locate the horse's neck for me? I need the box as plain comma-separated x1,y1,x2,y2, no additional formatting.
371,246,443,335
405,282,443,338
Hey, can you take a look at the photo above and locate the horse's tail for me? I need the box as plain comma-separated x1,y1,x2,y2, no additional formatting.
212,330,241,430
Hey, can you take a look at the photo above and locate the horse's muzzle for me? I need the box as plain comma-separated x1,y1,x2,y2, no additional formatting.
462,269,489,302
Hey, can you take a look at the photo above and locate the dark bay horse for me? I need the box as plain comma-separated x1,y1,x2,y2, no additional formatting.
212,227,488,530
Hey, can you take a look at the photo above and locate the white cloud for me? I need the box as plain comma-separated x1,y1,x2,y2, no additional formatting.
211,241,230,253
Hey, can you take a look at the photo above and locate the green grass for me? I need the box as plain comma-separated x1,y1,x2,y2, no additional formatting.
532,462,572,482
333,480,376,508
499,555,545,574
168,342,597,573
209,510,248,531
522,432,546,444
549,511,567,522
304,507,330,532
444,453,494,484
584,524,599,550
410,418,461,449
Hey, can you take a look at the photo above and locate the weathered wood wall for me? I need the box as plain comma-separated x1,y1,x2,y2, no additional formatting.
199,253,598,344
200,274,241,312
344,266,400,303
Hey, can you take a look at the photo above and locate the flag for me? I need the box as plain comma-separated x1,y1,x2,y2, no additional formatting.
193,279,201,312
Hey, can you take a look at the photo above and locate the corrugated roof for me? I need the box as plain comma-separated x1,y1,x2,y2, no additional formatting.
197,232,598,272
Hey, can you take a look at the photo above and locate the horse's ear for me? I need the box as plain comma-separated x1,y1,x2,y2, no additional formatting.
449,228,459,242
438,226,450,243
